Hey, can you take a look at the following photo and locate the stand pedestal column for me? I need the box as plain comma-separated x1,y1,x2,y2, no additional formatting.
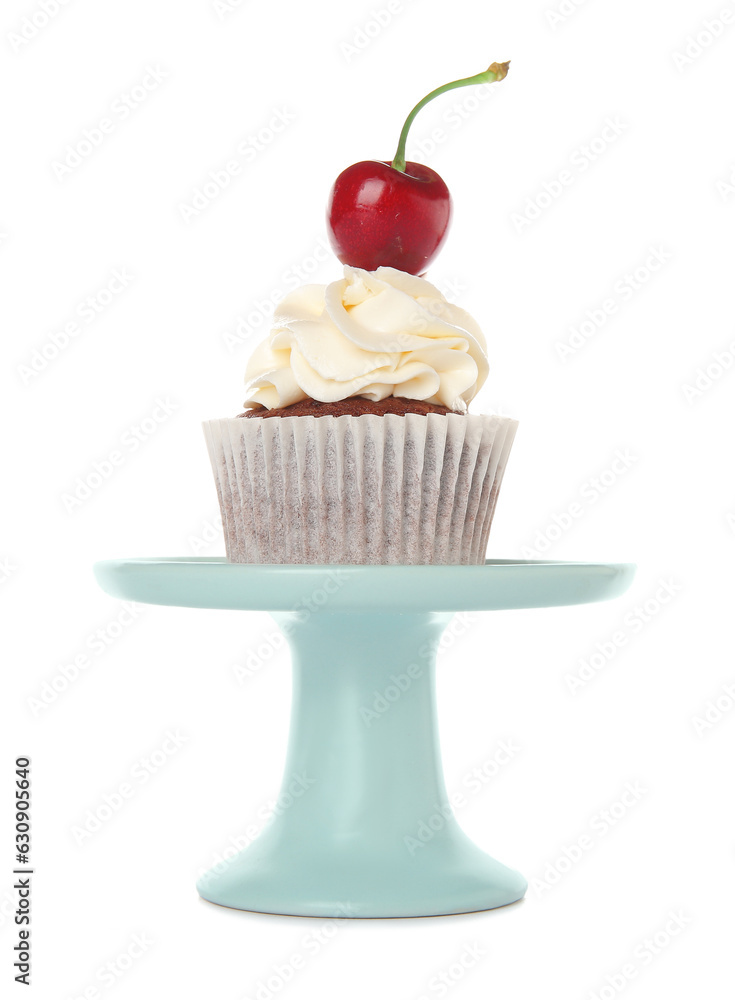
197,611,526,917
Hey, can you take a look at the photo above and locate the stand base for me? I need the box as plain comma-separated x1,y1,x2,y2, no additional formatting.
197,824,527,918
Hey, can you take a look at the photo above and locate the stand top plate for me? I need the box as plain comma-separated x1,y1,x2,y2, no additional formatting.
93,558,635,613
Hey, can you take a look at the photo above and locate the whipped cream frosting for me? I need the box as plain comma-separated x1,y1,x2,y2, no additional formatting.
243,266,489,412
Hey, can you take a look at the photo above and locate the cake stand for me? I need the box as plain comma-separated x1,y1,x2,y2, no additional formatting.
93,557,635,918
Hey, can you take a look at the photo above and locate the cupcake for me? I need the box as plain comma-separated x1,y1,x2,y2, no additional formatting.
204,265,517,564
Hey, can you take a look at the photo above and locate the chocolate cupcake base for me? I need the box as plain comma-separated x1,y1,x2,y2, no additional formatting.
203,413,517,565
240,397,454,418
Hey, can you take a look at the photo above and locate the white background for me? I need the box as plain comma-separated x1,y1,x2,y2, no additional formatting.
3,0,734,996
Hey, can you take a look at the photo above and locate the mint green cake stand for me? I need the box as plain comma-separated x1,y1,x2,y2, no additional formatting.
93,558,634,918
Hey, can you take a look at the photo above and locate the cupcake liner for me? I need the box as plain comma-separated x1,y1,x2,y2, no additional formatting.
203,413,517,565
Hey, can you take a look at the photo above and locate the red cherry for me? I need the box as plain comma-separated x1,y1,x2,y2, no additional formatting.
325,61,509,275
327,159,451,275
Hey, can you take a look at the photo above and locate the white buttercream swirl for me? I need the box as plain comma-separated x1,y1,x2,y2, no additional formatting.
243,266,489,412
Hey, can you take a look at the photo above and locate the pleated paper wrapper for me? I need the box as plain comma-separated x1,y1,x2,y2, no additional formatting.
203,413,517,565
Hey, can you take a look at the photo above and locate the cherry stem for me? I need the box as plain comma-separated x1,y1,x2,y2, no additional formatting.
391,61,510,173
